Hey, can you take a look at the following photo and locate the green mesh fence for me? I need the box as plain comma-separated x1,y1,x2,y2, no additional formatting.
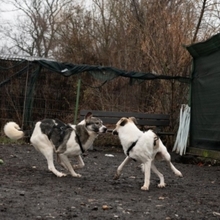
186,33,220,151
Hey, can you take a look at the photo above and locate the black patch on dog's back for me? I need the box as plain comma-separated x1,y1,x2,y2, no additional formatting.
40,119,73,149
40,119,63,137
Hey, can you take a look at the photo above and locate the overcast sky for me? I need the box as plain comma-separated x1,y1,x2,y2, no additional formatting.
0,1,92,51
1,2,17,21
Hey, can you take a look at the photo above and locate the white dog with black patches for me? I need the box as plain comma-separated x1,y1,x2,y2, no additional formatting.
112,117,182,191
4,112,107,177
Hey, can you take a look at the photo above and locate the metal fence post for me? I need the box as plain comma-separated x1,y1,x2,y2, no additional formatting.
74,78,81,124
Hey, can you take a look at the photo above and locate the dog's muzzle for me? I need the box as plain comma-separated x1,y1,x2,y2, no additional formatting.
100,126,107,133
112,130,118,135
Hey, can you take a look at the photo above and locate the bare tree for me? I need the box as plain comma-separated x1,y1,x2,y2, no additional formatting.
53,5,95,63
1,0,74,57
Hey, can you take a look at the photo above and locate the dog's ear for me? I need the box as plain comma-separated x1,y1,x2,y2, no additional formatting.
119,118,128,126
85,112,93,120
129,117,138,125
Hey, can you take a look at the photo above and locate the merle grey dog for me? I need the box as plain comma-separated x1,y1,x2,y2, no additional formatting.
4,112,107,177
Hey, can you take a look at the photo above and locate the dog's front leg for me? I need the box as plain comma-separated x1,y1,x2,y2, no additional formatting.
73,155,85,170
58,154,81,177
141,160,152,191
151,161,165,188
113,156,132,180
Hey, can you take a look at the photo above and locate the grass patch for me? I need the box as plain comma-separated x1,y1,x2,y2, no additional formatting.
0,136,26,145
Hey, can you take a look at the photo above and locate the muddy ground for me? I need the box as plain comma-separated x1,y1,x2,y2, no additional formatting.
0,143,219,220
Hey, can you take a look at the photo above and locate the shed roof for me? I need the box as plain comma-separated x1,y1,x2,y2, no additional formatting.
0,54,56,62
185,33,220,58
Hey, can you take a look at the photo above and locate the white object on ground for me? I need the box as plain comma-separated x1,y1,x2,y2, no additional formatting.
105,154,114,157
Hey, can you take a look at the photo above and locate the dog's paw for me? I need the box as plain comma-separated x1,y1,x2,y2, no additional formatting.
113,173,120,180
73,165,79,170
141,185,149,191
73,173,82,178
175,171,183,177
56,172,67,177
158,183,166,188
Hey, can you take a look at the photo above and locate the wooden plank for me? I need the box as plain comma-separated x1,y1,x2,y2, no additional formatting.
187,147,220,160
157,131,174,136
106,128,174,136
80,109,169,119
137,119,169,126
81,117,169,126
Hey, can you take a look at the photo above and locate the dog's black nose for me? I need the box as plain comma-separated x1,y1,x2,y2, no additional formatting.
112,130,118,135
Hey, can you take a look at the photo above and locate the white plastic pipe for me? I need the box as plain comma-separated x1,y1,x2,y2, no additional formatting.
173,104,191,155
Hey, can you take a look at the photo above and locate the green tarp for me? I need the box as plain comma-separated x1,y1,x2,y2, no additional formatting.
36,60,190,82
0,59,191,88
186,33,220,151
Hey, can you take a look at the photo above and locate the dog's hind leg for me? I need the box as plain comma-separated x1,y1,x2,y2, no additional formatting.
57,153,69,170
151,161,165,188
73,155,85,170
37,145,67,177
169,161,183,177
31,140,67,177
39,148,67,177
141,160,152,191
31,129,67,177
113,156,132,180
58,154,81,177
162,151,183,177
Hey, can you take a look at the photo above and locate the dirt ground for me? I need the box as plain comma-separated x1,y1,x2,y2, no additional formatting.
0,143,220,220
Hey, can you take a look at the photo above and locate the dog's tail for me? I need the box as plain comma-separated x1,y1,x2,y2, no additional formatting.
4,122,25,140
